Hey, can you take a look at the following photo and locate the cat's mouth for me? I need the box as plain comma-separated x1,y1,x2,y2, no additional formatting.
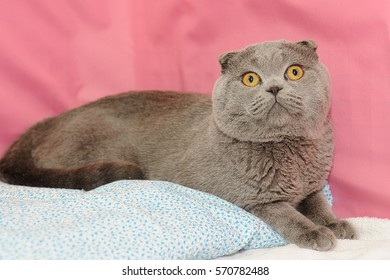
266,101,289,117
246,98,298,129
262,101,297,129
248,99,290,118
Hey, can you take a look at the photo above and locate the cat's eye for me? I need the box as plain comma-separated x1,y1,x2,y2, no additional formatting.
286,65,304,81
242,72,261,87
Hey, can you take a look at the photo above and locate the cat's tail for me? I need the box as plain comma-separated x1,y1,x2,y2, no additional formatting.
0,169,6,183
0,133,144,191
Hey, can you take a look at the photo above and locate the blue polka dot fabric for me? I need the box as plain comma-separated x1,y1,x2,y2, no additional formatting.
0,180,332,259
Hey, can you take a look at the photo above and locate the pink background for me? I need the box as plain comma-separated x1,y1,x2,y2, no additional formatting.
0,0,389,218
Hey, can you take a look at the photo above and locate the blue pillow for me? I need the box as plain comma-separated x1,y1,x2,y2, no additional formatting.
0,180,331,259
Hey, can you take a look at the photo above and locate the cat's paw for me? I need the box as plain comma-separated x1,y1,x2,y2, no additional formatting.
295,226,336,251
326,220,357,239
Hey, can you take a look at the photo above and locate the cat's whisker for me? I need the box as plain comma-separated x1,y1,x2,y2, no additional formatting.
248,98,274,118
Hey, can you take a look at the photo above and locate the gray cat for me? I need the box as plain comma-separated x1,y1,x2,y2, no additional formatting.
0,40,356,250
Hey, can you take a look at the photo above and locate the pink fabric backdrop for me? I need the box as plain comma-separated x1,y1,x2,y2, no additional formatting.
0,0,389,218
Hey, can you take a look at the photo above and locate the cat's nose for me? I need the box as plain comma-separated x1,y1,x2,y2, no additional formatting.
266,86,283,95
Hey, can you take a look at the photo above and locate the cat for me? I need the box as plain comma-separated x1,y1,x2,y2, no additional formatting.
0,40,356,250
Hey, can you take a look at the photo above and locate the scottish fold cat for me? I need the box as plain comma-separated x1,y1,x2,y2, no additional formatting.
0,40,356,250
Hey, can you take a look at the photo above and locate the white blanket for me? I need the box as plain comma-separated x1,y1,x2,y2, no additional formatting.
218,217,390,259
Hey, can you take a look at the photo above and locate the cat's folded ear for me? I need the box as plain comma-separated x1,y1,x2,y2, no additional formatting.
295,40,318,59
218,51,238,74
297,40,318,51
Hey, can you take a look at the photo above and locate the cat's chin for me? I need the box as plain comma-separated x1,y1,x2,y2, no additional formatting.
266,103,291,124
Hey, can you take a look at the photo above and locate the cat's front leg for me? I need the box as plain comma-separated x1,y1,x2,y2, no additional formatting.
251,202,337,251
298,190,357,240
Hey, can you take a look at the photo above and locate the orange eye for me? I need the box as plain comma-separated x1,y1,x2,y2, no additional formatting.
286,65,304,81
242,72,261,87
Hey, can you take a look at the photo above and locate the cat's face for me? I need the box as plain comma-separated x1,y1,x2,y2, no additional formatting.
212,40,331,142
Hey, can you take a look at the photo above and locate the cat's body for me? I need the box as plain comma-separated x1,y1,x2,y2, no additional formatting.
0,40,356,250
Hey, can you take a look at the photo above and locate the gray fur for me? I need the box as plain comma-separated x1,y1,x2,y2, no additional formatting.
0,40,356,250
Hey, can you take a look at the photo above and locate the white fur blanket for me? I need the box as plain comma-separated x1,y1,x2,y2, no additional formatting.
218,217,390,259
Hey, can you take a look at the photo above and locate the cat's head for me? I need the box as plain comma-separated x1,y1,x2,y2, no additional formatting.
212,40,331,142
